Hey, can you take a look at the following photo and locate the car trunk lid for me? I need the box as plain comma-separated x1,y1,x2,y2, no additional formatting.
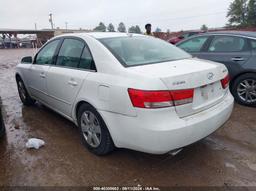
128,58,229,117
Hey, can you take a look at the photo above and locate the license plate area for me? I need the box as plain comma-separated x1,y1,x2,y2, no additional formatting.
200,83,215,100
193,82,224,110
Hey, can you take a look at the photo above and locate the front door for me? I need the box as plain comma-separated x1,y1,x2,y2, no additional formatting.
27,39,60,102
46,38,96,117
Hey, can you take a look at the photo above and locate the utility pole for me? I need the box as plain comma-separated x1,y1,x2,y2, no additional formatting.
65,22,68,31
49,13,54,29
34,23,37,30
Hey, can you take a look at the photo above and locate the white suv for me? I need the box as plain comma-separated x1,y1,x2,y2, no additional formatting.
16,33,234,155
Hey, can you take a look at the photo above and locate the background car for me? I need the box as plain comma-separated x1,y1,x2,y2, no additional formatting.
168,31,203,45
177,31,256,106
0,104,5,137
16,33,233,155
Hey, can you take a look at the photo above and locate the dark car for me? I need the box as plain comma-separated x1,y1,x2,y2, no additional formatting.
177,31,256,106
0,105,5,137
168,31,203,45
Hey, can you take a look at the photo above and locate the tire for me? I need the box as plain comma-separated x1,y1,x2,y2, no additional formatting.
16,78,35,106
0,122,5,137
77,103,114,155
0,106,5,137
231,73,256,107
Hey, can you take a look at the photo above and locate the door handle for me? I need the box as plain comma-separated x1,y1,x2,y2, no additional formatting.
39,73,46,78
68,80,78,86
231,57,244,62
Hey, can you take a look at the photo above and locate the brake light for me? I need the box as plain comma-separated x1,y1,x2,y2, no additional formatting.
128,89,173,108
128,88,194,109
221,75,230,89
170,89,194,106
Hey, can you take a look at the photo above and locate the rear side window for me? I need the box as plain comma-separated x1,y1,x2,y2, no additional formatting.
35,40,60,65
178,36,208,52
209,36,245,52
56,39,84,68
79,46,95,70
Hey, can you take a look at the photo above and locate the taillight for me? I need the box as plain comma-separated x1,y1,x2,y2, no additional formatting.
170,89,194,106
221,75,230,89
128,88,194,109
128,89,173,108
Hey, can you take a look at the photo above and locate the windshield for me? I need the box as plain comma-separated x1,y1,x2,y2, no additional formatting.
99,36,191,67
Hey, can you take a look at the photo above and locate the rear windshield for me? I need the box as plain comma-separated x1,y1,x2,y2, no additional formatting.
99,36,191,67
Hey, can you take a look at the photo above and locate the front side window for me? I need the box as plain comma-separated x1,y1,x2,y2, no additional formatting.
100,36,191,67
56,38,84,68
208,36,246,52
178,36,208,52
35,40,60,65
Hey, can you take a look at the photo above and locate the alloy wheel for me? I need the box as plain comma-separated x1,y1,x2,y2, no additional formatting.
237,79,256,104
80,111,102,148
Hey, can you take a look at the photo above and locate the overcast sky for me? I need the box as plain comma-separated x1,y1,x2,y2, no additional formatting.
0,0,233,32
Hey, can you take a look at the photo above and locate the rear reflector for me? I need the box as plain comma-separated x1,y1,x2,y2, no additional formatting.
128,88,194,109
221,75,230,89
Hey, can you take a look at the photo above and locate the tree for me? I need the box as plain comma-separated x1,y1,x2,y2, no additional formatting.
129,25,142,33
227,0,248,26
128,25,141,34
128,26,136,33
155,27,162,32
94,22,106,32
118,22,126,32
107,23,115,32
135,25,141,34
200,24,208,31
247,0,256,26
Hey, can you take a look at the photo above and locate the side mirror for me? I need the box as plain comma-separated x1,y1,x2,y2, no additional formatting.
21,56,32,63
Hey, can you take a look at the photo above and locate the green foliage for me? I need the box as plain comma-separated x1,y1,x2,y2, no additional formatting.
107,23,115,32
128,25,142,34
200,24,208,31
118,22,126,32
247,0,256,26
227,0,256,26
135,25,141,34
155,27,162,32
94,22,106,32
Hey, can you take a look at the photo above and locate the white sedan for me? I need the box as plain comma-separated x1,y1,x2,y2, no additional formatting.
16,32,234,155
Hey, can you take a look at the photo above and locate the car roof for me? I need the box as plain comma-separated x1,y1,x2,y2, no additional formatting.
201,31,256,39
57,32,144,39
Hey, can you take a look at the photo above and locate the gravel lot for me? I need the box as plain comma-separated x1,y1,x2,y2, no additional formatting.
0,49,255,187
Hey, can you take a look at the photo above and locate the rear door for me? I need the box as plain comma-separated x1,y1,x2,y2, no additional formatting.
27,39,60,102
195,35,252,78
46,37,96,117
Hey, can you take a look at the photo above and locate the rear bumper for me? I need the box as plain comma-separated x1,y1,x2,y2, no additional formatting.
100,93,234,154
